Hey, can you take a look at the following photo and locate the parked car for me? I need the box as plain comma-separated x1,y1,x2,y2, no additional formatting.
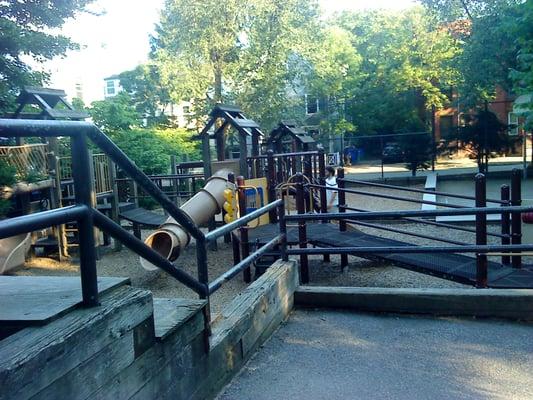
382,143,404,163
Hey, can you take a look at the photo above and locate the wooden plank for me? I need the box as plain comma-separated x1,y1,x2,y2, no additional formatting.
0,276,129,326
29,330,136,400
0,286,152,400
294,286,533,320
92,310,205,400
153,298,206,341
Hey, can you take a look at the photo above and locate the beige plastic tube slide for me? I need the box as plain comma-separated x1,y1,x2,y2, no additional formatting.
140,169,235,270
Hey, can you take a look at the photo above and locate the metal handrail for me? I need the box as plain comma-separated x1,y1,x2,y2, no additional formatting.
205,199,283,242
307,183,468,209
247,150,319,160
339,177,506,204
285,206,533,221
342,205,508,239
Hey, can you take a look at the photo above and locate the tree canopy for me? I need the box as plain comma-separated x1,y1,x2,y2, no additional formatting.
0,0,95,113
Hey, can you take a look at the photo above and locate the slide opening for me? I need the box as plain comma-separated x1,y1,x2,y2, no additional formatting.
141,230,179,271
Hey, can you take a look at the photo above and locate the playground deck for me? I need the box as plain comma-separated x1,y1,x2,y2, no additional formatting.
248,223,533,288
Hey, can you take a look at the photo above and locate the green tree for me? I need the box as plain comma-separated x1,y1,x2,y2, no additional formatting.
459,110,510,173
0,159,16,218
0,0,96,113
89,92,141,132
398,133,432,176
152,0,319,130
421,0,523,104
333,7,460,138
118,64,172,126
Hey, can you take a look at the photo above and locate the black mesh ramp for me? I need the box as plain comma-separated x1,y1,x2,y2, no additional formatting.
248,222,533,288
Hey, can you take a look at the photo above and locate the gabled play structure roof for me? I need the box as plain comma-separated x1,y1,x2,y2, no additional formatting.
268,120,316,146
12,87,88,120
198,104,264,138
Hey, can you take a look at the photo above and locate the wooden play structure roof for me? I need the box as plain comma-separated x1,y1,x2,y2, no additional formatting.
268,120,315,146
10,87,88,120
198,104,264,138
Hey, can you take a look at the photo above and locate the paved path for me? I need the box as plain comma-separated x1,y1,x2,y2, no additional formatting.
218,310,533,400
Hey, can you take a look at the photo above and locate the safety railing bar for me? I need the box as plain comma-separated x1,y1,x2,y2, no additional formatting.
287,243,533,255
285,205,533,221
0,119,95,137
345,219,465,245
307,183,468,209
339,177,506,204
0,205,89,239
208,233,284,293
114,173,204,181
247,150,319,160
341,205,508,239
86,126,206,241
92,209,207,296
205,199,283,242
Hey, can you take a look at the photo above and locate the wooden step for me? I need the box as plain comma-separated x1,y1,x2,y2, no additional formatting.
153,298,206,341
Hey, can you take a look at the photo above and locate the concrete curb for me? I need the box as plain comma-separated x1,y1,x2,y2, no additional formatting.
295,286,533,321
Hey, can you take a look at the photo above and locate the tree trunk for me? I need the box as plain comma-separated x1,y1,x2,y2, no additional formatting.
214,65,222,104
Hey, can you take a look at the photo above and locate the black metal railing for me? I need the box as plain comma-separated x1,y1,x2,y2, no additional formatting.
286,169,533,288
0,119,286,324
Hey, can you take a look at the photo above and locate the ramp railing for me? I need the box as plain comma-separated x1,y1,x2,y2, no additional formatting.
286,171,533,288
0,119,285,325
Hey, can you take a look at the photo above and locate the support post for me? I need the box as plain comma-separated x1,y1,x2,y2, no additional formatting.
231,232,241,266
338,168,348,269
475,173,487,288
108,159,122,251
71,134,99,307
511,169,522,268
266,150,277,223
431,104,436,172
295,173,309,284
501,184,510,265
237,176,251,282
223,173,235,244
317,145,330,262
278,201,288,262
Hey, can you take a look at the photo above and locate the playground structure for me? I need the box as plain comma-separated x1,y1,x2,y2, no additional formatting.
2,103,533,400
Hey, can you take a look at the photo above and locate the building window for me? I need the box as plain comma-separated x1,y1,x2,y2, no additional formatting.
305,95,319,114
106,80,115,96
508,112,519,136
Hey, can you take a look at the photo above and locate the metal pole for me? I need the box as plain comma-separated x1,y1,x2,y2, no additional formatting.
237,176,251,282
317,146,329,262
71,134,99,307
511,169,522,268
266,150,277,223
501,184,511,265
295,173,309,283
431,104,436,172
475,173,487,288
223,172,235,244
278,202,288,262
337,168,348,269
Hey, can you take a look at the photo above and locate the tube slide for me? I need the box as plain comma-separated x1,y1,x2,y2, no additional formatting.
0,233,31,274
140,169,235,270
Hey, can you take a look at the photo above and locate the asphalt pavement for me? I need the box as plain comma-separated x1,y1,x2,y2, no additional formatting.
217,309,533,400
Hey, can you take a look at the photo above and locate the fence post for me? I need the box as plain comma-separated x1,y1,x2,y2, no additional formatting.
475,173,487,288
71,134,99,307
511,169,522,268
317,145,330,262
266,150,277,223
295,173,309,284
223,173,235,244
337,167,348,269
237,176,252,282
500,184,510,265
108,159,122,251
196,237,212,339
278,201,288,262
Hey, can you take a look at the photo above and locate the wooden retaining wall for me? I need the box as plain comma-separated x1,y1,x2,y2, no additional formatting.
0,259,297,400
